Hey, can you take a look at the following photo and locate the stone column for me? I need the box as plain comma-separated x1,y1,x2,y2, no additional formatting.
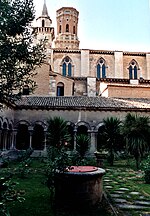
28,127,33,149
73,129,77,152
3,130,8,151
11,130,17,149
89,129,97,155
0,130,2,149
43,130,47,151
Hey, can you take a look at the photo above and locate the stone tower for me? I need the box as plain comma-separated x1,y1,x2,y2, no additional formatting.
54,7,80,49
33,0,55,49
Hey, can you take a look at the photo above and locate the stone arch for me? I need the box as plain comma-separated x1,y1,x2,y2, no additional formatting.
76,121,91,131
96,57,107,78
61,56,73,77
128,59,140,79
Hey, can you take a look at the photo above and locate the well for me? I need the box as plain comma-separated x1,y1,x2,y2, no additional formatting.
55,166,105,208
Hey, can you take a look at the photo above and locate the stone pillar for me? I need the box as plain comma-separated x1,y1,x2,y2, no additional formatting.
49,75,56,96
114,51,123,78
146,53,150,79
73,129,77,152
89,130,97,155
3,130,8,151
28,127,33,149
11,130,17,149
0,130,2,149
43,130,47,151
81,50,89,77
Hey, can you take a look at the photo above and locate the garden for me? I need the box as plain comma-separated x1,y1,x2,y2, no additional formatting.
0,114,150,216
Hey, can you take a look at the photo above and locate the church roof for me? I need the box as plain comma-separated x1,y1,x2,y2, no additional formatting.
14,96,150,111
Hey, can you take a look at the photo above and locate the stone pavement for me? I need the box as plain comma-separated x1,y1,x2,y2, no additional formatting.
103,170,150,216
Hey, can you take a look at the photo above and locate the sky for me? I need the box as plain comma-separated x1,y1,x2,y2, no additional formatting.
33,0,150,52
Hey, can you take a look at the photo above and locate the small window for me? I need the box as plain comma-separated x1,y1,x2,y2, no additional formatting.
57,82,64,96
42,20,45,27
59,25,61,33
66,24,69,32
96,58,106,78
61,56,72,77
23,85,29,95
128,60,139,79
73,26,76,34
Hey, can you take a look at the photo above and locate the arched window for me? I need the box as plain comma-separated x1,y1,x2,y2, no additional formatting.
96,58,106,78
128,60,139,79
73,26,76,34
57,82,64,96
61,56,72,77
59,25,61,33
42,19,45,27
23,85,29,95
66,24,69,32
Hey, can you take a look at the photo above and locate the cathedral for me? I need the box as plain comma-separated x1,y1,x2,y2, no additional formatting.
1,1,150,155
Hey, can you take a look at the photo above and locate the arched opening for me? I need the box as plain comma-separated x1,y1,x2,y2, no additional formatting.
1,122,7,150
42,19,45,27
32,124,44,150
96,58,106,78
7,124,12,150
66,24,69,32
61,56,72,77
57,82,64,96
16,124,30,150
76,125,89,157
128,60,139,79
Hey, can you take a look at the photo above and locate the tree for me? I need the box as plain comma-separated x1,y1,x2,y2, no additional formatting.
47,117,71,148
99,116,122,166
0,0,45,101
122,113,150,170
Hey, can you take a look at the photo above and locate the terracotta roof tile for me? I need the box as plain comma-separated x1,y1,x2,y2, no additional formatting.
14,96,150,111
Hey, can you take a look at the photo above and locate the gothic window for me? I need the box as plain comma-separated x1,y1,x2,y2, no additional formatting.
96,58,106,78
66,24,69,32
61,56,72,77
128,60,139,79
42,19,45,27
73,26,76,34
57,82,64,96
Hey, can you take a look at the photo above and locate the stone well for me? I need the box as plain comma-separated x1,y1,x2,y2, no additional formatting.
55,166,105,208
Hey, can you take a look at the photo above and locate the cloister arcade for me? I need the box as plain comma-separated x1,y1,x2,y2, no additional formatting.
0,117,104,154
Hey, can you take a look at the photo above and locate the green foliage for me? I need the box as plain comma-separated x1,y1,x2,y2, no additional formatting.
98,116,123,166
76,134,90,158
0,174,25,216
0,0,45,100
47,117,71,148
142,155,150,184
122,113,150,170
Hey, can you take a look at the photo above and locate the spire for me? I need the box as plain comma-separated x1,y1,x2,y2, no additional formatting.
42,0,48,16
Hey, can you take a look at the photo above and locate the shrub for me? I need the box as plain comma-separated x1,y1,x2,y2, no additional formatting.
142,155,150,184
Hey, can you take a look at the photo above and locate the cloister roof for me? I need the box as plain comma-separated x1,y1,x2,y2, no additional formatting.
13,96,150,111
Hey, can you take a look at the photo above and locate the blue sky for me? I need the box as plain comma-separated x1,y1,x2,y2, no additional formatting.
33,0,150,52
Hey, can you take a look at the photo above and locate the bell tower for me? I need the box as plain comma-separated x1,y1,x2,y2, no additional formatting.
33,0,55,48
54,7,80,49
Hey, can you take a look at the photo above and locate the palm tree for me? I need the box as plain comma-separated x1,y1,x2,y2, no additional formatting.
122,113,150,170
47,117,71,148
99,116,122,166
76,134,90,159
